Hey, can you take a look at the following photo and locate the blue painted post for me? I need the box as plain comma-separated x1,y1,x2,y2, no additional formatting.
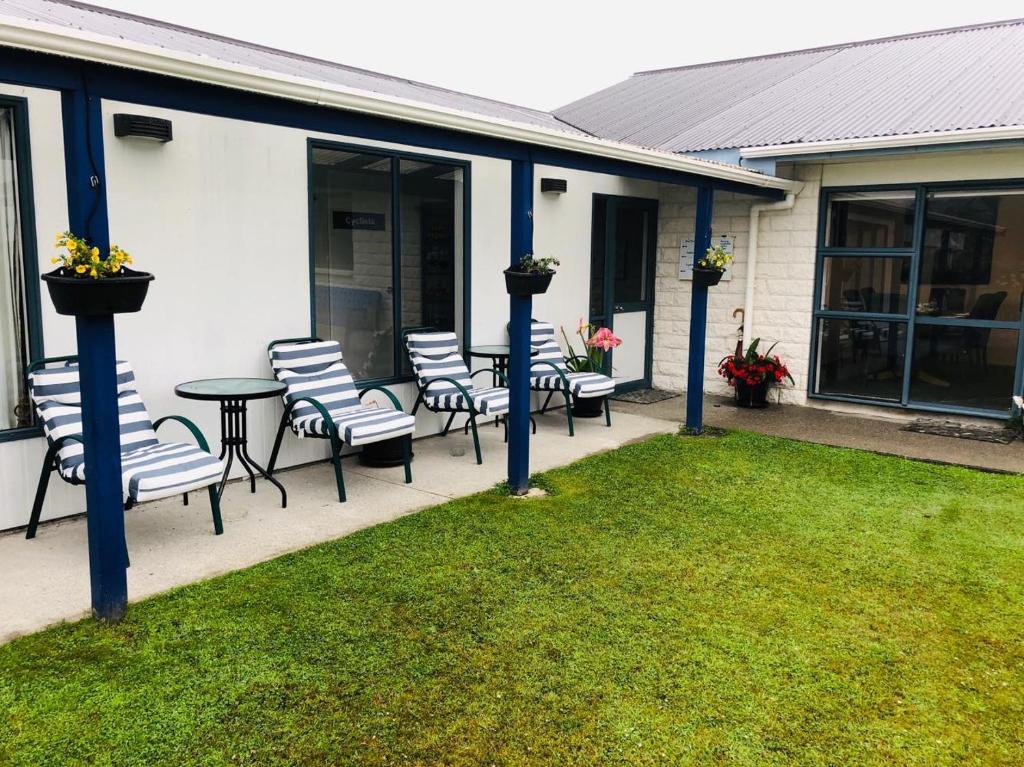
507,158,534,495
685,186,715,434
62,82,128,620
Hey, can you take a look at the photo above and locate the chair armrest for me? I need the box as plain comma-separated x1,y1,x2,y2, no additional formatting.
528,360,570,386
281,396,340,441
154,415,212,454
470,368,510,388
358,385,403,411
267,336,323,353
52,433,85,450
423,376,478,410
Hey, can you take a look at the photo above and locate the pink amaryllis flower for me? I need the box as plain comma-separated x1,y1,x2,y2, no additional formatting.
586,326,622,352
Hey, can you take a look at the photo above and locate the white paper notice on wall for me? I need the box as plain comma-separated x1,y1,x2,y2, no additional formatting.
679,235,734,281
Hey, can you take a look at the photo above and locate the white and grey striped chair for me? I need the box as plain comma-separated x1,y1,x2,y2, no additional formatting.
529,321,615,435
405,330,509,464
266,338,414,502
26,356,224,540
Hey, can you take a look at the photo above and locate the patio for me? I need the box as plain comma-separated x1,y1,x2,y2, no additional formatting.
0,408,676,644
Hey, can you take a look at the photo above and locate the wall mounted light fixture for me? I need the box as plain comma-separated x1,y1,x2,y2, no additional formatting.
540,177,567,194
113,114,173,142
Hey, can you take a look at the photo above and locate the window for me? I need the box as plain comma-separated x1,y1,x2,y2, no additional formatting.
310,144,466,382
812,185,1024,416
0,103,37,435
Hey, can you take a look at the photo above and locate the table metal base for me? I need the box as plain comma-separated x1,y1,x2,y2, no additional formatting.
218,398,287,508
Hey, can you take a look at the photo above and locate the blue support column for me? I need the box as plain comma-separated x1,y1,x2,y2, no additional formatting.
507,158,534,495
62,77,127,620
685,186,714,434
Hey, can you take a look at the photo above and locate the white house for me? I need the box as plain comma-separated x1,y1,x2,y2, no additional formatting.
1,1,1021,531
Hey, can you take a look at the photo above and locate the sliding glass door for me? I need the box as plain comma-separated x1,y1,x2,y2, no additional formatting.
811,185,1024,417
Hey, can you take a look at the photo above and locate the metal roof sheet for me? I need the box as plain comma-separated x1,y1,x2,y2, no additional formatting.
0,0,588,137
555,19,1024,152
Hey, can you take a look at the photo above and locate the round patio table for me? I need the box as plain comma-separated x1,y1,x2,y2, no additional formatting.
466,345,537,431
174,378,288,508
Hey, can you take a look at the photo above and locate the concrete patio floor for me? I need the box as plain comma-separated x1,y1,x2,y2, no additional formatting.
614,393,1024,474
0,409,676,644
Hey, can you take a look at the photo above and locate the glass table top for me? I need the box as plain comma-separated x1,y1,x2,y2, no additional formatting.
174,377,286,401
466,345,512,357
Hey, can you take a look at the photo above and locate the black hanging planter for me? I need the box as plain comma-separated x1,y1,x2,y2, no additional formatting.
571,395,605,418
504,268,554,296
692,267,724,288
734,380,770,408
42,267,154,317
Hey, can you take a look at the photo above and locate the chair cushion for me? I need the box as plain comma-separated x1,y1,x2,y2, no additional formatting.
120,442,225,504
530,322,569,373
406,332,472,396
531,371,615,399
294,404,416,446
425,386,510,416
270,341,362,426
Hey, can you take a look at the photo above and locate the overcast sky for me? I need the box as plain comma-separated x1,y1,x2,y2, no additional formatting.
92,0,1023,111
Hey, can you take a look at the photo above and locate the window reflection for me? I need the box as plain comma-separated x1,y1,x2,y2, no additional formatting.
820,257,909,314
826,191,916,249
910,326,1020,411
815,319,907,401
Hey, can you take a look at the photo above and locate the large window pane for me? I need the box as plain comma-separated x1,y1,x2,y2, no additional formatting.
0,106,31,431
613,205,649,304
312,148,395,380
590,198,606,318
820,256,909,314
826,191,916,249
399,159,463,372
910,325,1019,412
917,189,1024,322
815,319,907,401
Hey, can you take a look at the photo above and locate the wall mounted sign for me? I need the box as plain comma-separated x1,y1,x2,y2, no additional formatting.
333,211,386,231
679,235,734,281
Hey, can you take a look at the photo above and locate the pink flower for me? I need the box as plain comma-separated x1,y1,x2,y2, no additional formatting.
586,326,622,352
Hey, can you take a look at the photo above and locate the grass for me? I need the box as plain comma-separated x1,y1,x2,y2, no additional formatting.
1,431,1023,766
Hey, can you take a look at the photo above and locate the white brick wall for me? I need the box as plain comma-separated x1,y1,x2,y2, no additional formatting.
652,164,822,403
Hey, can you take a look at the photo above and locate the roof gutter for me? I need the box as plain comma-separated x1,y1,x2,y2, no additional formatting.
0,15,792,192
740,126,1024,159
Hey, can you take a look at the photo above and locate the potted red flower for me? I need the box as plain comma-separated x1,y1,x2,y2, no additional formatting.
717,338,793,408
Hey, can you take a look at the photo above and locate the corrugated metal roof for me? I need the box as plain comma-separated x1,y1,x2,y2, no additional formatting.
555,19,1024,152
0,0,588,137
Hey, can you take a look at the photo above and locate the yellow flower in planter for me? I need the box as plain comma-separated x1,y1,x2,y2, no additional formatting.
53,231,135,279
75,264,87,274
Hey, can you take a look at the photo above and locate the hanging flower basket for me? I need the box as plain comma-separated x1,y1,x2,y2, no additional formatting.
503,268,554,296
42,267,154,317
692,267,724,288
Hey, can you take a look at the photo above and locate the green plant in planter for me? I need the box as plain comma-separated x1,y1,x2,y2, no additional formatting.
697,242,732,272
52,231,133,278
513,254,560,274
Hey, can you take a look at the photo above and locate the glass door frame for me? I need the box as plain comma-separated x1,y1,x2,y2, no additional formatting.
590,193,659,392
809,179,1024,418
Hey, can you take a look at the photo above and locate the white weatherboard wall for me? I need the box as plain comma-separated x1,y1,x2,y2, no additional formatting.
0,98,517,531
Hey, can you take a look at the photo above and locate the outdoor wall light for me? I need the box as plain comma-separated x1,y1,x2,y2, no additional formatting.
540,177,567,194
113,114,173,142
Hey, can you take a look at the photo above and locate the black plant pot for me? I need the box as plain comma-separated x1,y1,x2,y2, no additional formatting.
571,395,605,418
734,380,770,408
42,267,154,317
692,267,724,288
504,268,554,296
359,436,412,468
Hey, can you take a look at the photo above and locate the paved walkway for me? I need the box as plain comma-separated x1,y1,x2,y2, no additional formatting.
0,409,676,644
614,393,1024,474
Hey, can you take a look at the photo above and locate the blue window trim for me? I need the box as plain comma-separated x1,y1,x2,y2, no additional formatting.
809,179,1024,419
0,94,44,444
307,138,472,387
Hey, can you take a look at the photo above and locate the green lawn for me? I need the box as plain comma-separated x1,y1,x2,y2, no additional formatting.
2,432,1023,766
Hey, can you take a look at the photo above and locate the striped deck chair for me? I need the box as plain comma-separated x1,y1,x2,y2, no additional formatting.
405,330,509,464
26,357,224,540
266,338,414,502
529,321,615,435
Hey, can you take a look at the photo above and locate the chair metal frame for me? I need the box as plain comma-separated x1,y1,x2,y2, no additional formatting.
265,337,412,502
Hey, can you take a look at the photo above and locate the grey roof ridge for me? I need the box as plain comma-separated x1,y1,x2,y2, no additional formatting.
31,0,567,123
633,16,1024,76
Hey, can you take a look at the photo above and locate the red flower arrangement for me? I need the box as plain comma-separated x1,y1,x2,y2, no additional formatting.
718,338,793,389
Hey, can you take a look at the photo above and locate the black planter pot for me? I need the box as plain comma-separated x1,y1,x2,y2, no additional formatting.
504,268,554,296
692,267,724,288
571,395,605,418
42,267,154,316
359,436,412,468
734,380,770,408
